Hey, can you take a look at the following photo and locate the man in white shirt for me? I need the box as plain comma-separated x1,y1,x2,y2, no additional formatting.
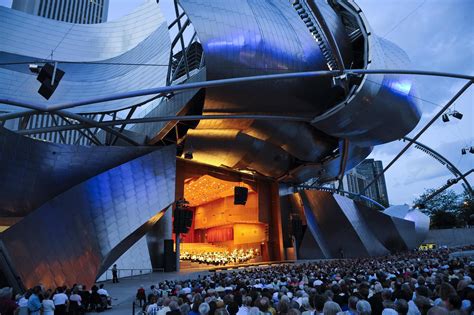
52,289,68,306
52,287,68,314
97,284,109,297
147,298,159,315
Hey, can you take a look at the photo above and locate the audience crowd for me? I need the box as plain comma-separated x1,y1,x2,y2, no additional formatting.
180,248,259,266
0,283,112,315
1,247,473,315
139,247,474,315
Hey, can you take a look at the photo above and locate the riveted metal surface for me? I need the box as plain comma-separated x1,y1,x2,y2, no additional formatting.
0,126,156,217
0,145,176,289
293,191,428,258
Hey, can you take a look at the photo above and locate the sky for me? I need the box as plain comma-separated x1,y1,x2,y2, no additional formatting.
0,0,472,206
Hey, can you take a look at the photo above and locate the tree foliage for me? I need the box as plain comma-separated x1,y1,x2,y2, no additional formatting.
414,189,460,215
458,190,474,225
413,188,473,229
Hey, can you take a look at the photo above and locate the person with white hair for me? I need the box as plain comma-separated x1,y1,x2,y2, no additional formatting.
356,300,372,315
382,308,398,315
301,296,313,315
323,301,342,315
199,302,211,315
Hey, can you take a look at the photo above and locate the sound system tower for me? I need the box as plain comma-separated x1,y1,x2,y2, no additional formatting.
234,186,248,205
163,239,176,272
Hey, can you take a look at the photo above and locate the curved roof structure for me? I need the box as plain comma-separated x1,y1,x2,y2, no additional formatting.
0,0,422,183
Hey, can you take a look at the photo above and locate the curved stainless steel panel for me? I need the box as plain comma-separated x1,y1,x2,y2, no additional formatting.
295,190,427,258
185,129,293,178
384,205,430,245
180,0,419,180
180,0,335,115
0,146,176,289
299,190,388,258
311,37,422,145
0,126,156,217
284,141,372,182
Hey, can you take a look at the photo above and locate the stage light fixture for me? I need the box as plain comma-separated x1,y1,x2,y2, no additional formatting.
462,148,467,155
28,64,42,74
452,111,463,120
29,62,65,100
442,114,449,122
470,147,474,154
184,151,193,159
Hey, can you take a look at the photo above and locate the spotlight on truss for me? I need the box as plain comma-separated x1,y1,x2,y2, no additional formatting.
451,110,463,120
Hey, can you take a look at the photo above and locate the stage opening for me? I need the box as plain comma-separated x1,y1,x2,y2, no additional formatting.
179,174,267,268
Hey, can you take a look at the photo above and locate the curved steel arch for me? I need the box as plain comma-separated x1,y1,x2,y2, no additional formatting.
296,185,386,210
403,136,473,195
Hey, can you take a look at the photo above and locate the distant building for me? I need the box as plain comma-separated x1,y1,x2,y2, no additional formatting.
356,159,390,207
342,159,390,208
11,0,109,24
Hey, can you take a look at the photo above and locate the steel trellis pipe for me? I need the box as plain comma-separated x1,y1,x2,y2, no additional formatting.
0,69,472,112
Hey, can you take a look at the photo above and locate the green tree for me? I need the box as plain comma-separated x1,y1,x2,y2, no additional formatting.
414,188,461,215
458,190,474,226
413,188,462,229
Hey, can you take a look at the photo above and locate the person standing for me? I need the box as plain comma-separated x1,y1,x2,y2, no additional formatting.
112,264,119,283
27,286,42,315
52,287,68,315
136,285,146,307
42,292,55,315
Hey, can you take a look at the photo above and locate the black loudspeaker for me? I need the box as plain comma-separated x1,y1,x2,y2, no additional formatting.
173,209,194,234
163,239,176,272
36,63,65,100
234,186,248,205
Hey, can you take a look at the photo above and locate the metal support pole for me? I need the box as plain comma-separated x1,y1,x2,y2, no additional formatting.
51,61,58,86
175,233,180,272
361,80,473,194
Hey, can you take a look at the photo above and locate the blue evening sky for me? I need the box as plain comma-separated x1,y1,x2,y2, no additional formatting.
0,0,472,206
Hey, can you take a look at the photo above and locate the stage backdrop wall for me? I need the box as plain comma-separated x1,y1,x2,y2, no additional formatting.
194,193,258,229
233,223,267,245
